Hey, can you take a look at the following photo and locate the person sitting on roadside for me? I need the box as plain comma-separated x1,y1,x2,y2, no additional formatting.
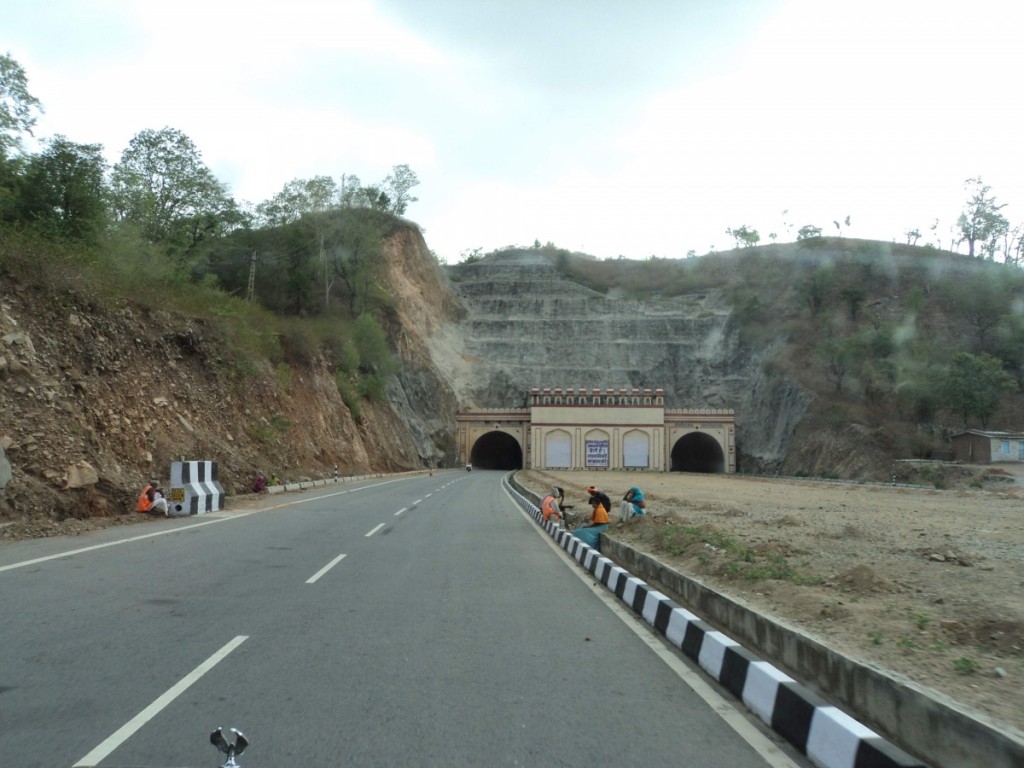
136,481,168,516
619,485,647,522
586,485,612,517
541,486,564,524
253,472,267,493
571,493,611,549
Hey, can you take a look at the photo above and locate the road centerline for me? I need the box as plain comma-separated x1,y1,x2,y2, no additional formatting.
306,553,348,584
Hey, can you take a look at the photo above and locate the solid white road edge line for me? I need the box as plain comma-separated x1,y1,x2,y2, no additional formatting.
72,635,249,768
0,515,254,573
0,478,411,574
508,491,801,768
306,553,348,584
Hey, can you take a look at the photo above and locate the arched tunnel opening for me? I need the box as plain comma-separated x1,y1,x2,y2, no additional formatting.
670,432,725,473
470,431,523,470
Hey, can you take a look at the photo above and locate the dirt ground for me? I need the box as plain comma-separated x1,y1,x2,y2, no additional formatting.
517,468,1024,737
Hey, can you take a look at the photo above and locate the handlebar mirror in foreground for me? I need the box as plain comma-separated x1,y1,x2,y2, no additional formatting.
210,727,248,767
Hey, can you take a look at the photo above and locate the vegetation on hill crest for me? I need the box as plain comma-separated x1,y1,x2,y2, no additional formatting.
466,238,1024,467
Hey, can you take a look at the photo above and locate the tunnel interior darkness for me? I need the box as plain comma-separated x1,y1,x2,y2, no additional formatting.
469,431,523,470
670,432,725,473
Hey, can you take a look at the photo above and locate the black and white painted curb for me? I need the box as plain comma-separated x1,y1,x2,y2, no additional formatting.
503,477,927,768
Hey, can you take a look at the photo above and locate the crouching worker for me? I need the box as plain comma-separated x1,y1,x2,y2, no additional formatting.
136,481,168,516
541,486,564,524
571,493,610,549
619,486,646,522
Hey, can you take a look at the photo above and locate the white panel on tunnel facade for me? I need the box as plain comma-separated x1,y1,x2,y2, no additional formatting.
623,430,650,468
545,430,571,468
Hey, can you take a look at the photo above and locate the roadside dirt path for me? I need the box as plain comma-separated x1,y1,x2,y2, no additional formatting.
517,469,1024,736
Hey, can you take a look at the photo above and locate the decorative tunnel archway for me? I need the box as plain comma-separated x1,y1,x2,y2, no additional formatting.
470,430,524,470
670,431,725,473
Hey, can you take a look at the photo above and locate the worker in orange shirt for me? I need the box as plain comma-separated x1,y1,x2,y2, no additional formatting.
571,493,610,549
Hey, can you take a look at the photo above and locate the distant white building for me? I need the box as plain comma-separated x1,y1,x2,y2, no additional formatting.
456,387,736,473
950,429,1024,463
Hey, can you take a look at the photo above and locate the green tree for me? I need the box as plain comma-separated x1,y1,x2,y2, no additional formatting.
350,184,390,211
0,53,42,220
19,135,108,242
381,164,419,216
939,267,1018,350
339,174,362,207
352,312,398,402
940,352,1016,427
797,224,822,241
957,177,1008,259
893,363,943,423
255,175,338,226
726,225,760,248
321,209,386,314
274,223,317,315
256,175,344,309
801,263,834,316
111,127,234,255
817,335,863,393
838,282,867,322
0,53,42,157
993,313,1024,390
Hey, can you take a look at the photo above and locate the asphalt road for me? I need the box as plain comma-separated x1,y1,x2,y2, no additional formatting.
0,470,809,767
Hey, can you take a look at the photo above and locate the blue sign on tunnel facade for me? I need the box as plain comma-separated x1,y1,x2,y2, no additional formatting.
456,387,736,473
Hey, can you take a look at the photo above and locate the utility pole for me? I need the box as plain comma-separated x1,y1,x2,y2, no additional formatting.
321,233,330,310
246,251,258,302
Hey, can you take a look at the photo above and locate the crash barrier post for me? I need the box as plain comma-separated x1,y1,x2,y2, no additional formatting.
168,460,225,515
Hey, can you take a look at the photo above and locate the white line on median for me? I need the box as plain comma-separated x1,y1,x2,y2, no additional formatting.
0,477,411,575
306,553,347,584
365,523,386,537
73,635,249,767
0,515,255,573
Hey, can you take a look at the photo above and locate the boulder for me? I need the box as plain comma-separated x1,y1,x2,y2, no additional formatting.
65,460,99,489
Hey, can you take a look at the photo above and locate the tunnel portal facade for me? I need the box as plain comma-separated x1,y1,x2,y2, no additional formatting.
456,387,735,473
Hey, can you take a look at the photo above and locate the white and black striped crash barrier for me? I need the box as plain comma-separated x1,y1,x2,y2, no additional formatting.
168,460,226,515
501,475,926,768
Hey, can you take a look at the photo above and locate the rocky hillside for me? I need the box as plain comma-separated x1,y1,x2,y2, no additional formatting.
441,251,809,469
0,225,459,528
5,227,1020,529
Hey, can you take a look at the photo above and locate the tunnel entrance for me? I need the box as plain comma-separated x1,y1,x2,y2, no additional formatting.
670,431,725,473
470,431,523,470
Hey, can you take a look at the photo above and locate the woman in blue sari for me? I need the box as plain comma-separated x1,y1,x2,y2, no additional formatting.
619,486,646,522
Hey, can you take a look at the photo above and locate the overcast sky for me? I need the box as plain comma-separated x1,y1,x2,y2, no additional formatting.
6,0,1024,261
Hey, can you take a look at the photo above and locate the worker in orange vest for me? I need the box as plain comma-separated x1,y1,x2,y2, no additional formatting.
541,486,564,523
136,482,168,515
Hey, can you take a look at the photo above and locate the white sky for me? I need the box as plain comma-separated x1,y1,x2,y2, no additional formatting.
6,0,1024,262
